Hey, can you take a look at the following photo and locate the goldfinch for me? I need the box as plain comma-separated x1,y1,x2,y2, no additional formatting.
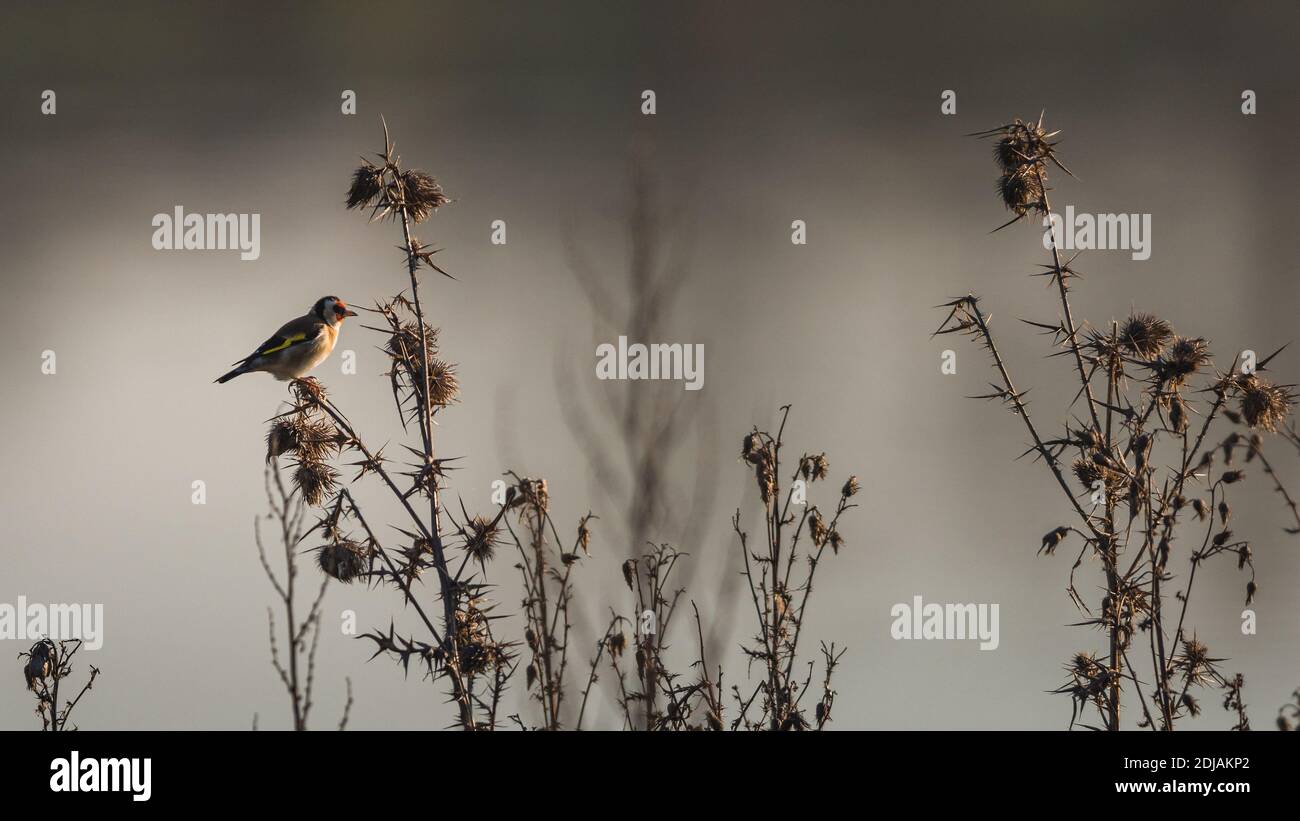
215,295,358,383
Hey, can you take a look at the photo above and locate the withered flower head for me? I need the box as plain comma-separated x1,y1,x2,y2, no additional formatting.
294,460,339,507
266,418,302,462
1237,375,1291,432
992,118,1058,175
397,170,449,223
427,358,460,406
464,515,499,565
808,508,828,547
1162,336,1211,386
741,432,765,464
316,540,368,583
291,376,328,408
269,417,342,463
1118,312,1173,360
1072,457,1126,497
842,475,860,498
827,530,844,554
800,452,830,482
346,162,385,210
997,170,1044,217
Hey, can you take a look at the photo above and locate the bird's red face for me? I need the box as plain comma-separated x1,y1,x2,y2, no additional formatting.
334,300,358,320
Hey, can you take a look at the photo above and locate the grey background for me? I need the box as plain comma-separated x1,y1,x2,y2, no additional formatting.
1,0,1297,729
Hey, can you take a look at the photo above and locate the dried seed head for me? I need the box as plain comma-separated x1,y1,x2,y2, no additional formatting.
1072,457,1126,498
1118,312,1173,360
1245,580,1257,605
1162,337,1211,386
827,530,844,554
266,418,301,462
800,453,830,482
346,162,385,210
1221,470,1245,485
808,508,828,547
1237,375,1291,432
741,432,764,464
1191,498,1208,520
464,515,500,565
992,118,1058,174
842,475,860,498
397,169,449,223
427,358,460,406
294,460,339,507
997,170,1044,216
316,540,368,583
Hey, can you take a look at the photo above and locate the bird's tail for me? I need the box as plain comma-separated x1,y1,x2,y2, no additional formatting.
214,364,249,384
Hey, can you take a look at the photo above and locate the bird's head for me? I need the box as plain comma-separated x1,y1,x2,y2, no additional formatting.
314,295,358,326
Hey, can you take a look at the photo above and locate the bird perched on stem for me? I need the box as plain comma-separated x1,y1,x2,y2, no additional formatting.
216,296,357,383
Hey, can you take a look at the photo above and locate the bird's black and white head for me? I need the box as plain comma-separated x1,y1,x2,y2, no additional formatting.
312,295,358,326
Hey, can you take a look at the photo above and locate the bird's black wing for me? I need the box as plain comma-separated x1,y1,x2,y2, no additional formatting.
233,325,323,366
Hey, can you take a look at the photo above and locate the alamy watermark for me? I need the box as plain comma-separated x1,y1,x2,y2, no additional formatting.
890,595,999,650
1043,205,1151,261
0,596,103,650
151,206,260,260
596,336,704,391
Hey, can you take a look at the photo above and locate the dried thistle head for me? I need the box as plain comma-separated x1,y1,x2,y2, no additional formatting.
464,515,500,565
290,376,328,408
799,453,830,482
269,417,342,463
1118,312,1173,360
841,475,860,498
266,418,302,462
1237,375,1291,432
427,358,460,406
294,460,339,507
992,117,1059,175
1160,336,1211,386
316,540,368,583
396,170,449,223
346,161,385,210
1174,636,1221,687
1072,456,1126,499
997,170,1044,217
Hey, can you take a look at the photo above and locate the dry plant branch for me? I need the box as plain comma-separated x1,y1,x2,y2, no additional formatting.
936,114,1296,730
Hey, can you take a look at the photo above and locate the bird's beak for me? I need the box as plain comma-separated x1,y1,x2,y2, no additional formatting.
341,308,358,317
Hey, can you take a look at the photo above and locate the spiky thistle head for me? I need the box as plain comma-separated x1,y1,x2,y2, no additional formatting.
1118,312,1174,360
316,540,369,583
1237,374,1291,432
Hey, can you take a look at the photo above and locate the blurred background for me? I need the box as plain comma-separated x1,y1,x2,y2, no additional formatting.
1,0,1297,729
